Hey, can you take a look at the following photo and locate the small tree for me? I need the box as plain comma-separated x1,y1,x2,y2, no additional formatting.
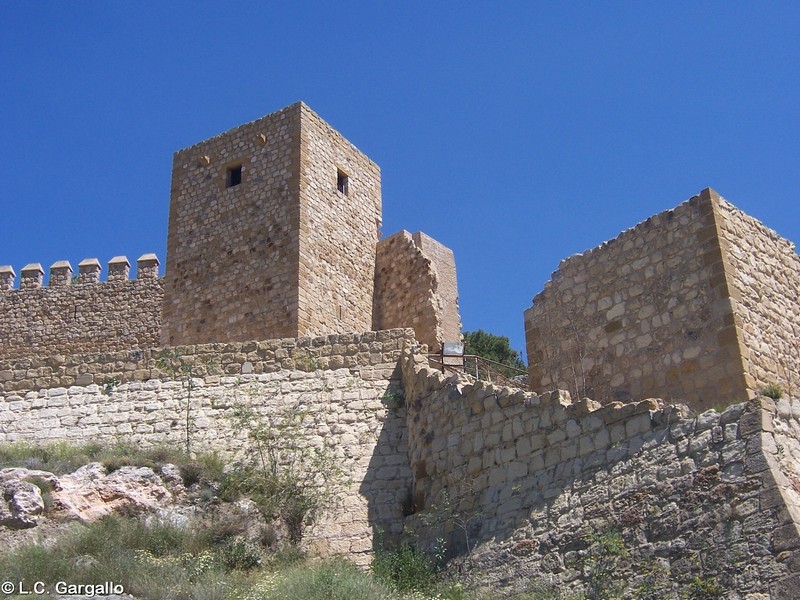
155,349,216,456
463,329,526,379
228,390,347,544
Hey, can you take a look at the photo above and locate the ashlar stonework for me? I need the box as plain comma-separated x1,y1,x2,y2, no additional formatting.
525,188,800,412
0,102,462,361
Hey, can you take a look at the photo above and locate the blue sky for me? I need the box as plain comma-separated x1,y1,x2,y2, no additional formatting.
1,2,798,358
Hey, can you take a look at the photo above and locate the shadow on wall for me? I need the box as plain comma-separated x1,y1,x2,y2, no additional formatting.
399,349,800,597
358,377,415,552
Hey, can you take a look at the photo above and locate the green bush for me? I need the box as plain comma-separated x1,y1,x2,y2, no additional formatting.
219,539,262,571
371,543,436,594
685,576,722,600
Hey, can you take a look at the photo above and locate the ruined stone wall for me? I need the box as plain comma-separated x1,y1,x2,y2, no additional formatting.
297,104,382,337
0,329,415,565
0,256,162,362
714,195,800,398
411,232,461,344
373,231,446,350
401,350,800,597
162,103,303,346
524,190,749,410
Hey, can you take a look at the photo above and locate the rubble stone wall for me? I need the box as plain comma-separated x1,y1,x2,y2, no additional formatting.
411,232,461,345
524,190,749,410
715,196,800,398
0,261,162,362
0,329,416,565
374,230,460,351
0,329,414,395
297,104,382,337
401,350,800,598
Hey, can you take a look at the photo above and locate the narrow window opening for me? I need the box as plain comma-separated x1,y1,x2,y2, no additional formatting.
226,165,242,188
337,169,349,195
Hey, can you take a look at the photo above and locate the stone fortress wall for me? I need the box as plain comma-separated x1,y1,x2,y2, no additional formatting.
373,230,461,349
0,255,162,362
400,348,800,597
162,103,306,345
714,195,800,399
0,329,415,566
0,103,460,363
162,102,386,347
297,104,383,339
2,331,799,595
524,188,800,412
2,104,800,596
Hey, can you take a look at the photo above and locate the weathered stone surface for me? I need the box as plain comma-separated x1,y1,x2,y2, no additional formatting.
402,350,800,598
524,189,800,412
0,478,45,529
0,332,412,567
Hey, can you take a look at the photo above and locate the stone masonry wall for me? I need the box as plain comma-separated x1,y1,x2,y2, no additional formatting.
162,102,384,347
411,232,461,344
401,349,800,598
297,104,382,337
0,256,162,362
162,103,303,346
524,190,749,410
0,328,415,395
0,329,415,565
374,231,445,350
714,194,800,398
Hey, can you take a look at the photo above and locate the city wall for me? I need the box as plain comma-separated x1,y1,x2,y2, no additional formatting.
401,350,800,598
0,255,162,362
0,329,415,565
2,328,800,595
524,189,757,410
714,195,800,398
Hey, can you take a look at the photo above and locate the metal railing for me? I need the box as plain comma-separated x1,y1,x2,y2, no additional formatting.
427,353,529,389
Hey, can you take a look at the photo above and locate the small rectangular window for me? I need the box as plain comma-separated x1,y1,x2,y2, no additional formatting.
227,165,242,188
337,169,349,195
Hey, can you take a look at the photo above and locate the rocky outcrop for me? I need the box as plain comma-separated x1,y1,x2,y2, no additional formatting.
0,463,180,528
0,475,46,529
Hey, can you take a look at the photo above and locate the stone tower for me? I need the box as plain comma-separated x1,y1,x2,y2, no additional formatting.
525,188,800,411
162,102,382,346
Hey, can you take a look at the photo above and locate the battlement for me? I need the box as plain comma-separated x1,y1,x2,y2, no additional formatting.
0,254,163,361
0,254,160,290
2,102,460,365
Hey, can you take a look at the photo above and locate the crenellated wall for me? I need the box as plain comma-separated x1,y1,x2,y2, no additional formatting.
0,255,162,362
400,349,800,598
1,103,460,370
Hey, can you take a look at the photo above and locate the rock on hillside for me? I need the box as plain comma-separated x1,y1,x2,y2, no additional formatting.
0,462,185,530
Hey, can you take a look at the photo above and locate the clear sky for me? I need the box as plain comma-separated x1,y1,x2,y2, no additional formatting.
2,2,798,358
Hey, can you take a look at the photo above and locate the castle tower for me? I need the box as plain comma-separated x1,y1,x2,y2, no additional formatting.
524,188,800,411
162,102,381,346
